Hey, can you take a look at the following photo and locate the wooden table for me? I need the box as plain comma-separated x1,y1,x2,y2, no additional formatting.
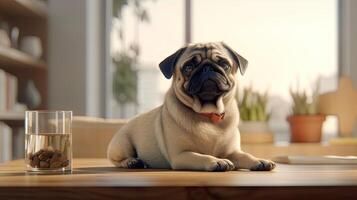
1,159,357,199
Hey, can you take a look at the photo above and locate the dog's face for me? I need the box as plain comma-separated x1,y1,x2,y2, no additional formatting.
159,42,248,114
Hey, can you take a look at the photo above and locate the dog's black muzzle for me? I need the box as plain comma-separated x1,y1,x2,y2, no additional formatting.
187,64,230,102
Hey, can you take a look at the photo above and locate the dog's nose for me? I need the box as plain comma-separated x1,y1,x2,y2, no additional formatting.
202,79,218,91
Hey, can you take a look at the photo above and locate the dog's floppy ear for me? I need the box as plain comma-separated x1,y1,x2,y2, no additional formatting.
221,42,248,75
159,47,187,79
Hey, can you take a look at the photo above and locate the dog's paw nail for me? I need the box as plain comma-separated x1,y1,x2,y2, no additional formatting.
250,160,276,171
211,159,235,172
126,158,146,169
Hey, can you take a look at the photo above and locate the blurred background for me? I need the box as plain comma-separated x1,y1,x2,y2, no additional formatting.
0,0,357,162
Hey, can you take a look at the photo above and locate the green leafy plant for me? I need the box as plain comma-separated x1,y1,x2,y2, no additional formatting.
112,0,151,108
113,53,137,104
236,87,270,121
289,80,320,115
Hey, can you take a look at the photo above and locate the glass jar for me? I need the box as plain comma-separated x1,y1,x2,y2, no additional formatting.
25,111,72,173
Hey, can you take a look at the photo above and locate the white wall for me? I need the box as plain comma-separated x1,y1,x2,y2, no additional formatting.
340,0,357,85
48,0,105,117
339,0,357,135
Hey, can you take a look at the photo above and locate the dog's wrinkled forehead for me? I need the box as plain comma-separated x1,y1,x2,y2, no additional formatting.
159,42,248,79
180,43,232,65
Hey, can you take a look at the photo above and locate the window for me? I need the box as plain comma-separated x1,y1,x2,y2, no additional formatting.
108,0,338,141
108,0,183,118
191,0,338,141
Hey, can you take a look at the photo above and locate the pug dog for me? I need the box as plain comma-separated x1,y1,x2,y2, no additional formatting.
107,42,276,171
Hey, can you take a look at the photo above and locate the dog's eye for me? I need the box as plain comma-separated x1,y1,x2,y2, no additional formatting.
220,61,231,71
182,65,194,75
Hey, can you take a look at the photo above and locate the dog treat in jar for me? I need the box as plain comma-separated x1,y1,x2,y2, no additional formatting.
25,111,72,173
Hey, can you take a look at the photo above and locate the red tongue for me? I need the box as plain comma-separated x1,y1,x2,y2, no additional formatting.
200,112,225,124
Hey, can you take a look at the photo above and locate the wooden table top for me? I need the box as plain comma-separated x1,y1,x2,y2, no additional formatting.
1,158,357,187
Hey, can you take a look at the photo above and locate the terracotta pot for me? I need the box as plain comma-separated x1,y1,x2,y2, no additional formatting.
287,115,326,143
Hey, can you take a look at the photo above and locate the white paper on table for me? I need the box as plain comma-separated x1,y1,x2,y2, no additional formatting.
273,155,357,164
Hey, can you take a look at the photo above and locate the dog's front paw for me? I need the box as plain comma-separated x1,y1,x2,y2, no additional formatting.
122,158,146,169
250,159,276,171
207,159,235,172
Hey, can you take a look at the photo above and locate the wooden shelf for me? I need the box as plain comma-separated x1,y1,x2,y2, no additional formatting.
0,0,47,20
0,46,46,70
0,111,24,120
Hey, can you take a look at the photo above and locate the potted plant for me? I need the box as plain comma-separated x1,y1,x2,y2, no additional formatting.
287,82,325,143
237,87,274,144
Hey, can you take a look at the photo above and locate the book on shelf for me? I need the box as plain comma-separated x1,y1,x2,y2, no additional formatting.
0,69,18,113
0,122,12,162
